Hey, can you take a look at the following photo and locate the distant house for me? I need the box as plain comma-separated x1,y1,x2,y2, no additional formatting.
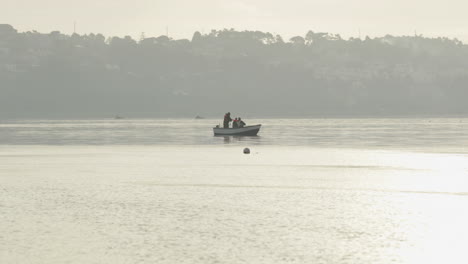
105,64,120,71
140,35,170,46
4,64,19,72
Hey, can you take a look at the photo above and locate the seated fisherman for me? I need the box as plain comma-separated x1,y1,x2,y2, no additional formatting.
232,117,239,128
238,117,246,128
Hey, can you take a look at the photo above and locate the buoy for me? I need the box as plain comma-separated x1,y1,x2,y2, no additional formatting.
243,148,250,154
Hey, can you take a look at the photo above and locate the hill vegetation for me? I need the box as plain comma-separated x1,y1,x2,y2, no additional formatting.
1,24,468,118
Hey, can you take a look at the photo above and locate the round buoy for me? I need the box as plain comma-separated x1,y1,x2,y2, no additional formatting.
243,148,250,154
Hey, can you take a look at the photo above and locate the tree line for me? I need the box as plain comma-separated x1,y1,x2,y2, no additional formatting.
1,24,468,118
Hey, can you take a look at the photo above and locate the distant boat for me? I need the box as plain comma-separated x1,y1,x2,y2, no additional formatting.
114,115,124,119
213,124,261,136
195,115,204,119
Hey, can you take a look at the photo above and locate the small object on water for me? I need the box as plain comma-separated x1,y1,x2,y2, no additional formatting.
243,148,250,154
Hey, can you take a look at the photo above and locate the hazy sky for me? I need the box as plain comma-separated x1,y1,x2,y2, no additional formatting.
2,0,468,41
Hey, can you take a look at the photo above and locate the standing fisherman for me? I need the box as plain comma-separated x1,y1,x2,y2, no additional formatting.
223,112,232,128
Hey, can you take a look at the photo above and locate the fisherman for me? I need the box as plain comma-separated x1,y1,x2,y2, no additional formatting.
232,117,239,128
223,112,232,128
238,117,246,128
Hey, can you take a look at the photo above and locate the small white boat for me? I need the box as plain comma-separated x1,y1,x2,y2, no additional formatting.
213,124,261,136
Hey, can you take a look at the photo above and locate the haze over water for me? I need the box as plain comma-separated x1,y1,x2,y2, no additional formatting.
1,118,468,263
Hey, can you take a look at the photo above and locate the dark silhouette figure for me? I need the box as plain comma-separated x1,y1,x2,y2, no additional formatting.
238,117,246,128
232,117,239,128
223,112,232,128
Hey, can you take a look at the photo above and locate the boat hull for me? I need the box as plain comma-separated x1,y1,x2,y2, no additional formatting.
213,124,261,136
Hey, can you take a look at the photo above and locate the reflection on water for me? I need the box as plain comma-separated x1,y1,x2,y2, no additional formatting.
1,146,468,263
1,118,468,151
217,135,261,145
1,117,468,263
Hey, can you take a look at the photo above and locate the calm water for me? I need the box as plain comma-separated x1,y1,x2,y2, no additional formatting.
1,119,468,263
1,118,468,150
